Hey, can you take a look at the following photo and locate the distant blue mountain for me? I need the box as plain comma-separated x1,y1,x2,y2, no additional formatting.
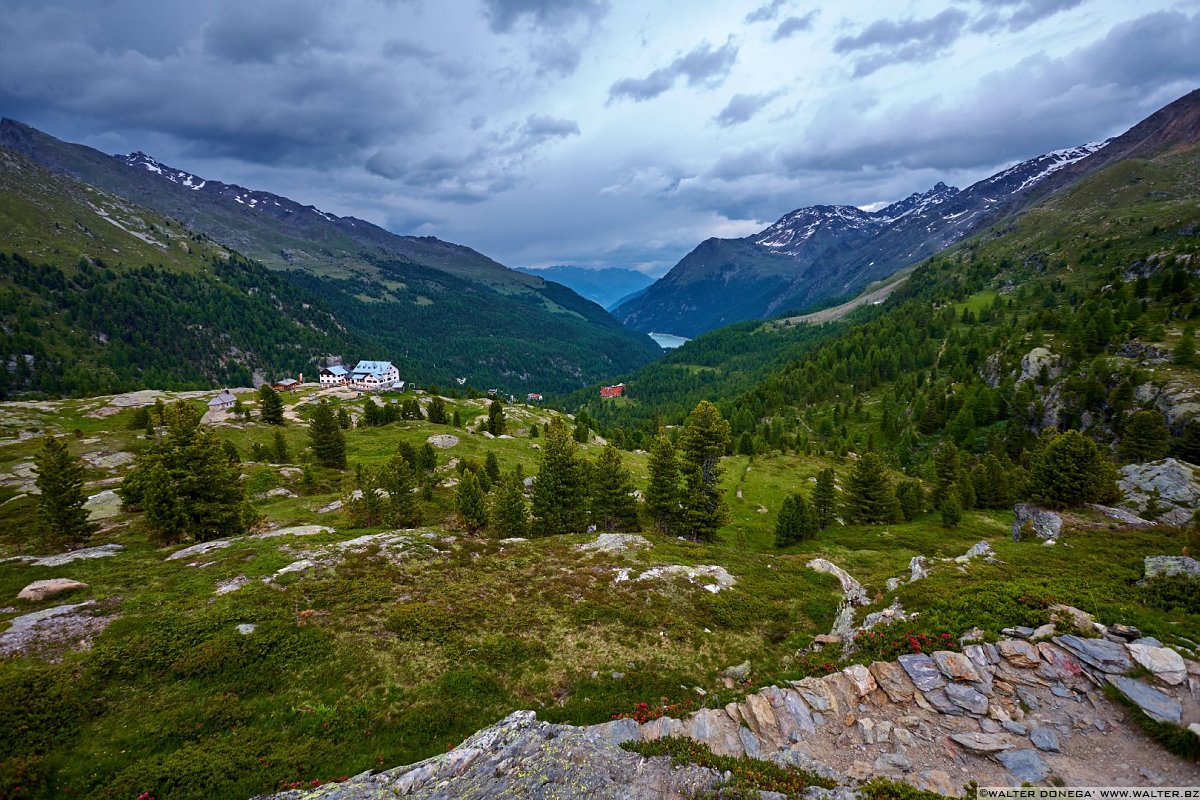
515,266,655,311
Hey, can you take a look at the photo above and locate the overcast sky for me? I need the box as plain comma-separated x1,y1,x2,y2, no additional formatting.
2,0,1198,274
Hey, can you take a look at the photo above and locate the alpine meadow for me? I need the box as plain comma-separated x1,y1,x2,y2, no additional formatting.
1,3,1200,799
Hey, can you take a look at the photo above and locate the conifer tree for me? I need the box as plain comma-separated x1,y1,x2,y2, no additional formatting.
1030,429,1117,508
1171,420,1200,464
487,399,506,435
573,419,590,444
843,452,901,525
428,396,447,424
774,491,818,547
257,384,285,426
932,441,960,508
222,440,240,464
308,401,347,469
645,429,680,534
452,410,462,427
812,468,838,529
343,465,386,528
531,417,587,535
895,479,925,521
381,454,419,527
491,471,529,539
591,445,640,532
455,470,488,533
335,408,352,430
1174,325,1196,366
271,429,290,464
484,451,502,485
678,401,731,542
33,434,95,550
940,490,963,528
121,401,251,543
971,454,1010,509
1118,410,1170,464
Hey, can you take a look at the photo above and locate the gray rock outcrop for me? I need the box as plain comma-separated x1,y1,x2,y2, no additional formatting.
1118,458,1200,527
1011,505,1063,541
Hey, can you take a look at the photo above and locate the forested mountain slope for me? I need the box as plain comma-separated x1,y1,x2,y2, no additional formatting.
0,121,661,395
616,89,1200,338
581,118,1200,474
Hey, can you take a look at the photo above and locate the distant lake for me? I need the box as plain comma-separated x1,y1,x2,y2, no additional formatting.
649,332,690,349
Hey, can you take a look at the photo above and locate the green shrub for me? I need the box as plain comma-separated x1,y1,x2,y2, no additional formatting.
385,602,467,643
107,739,258,800
1139,575,1200,615
0,663,93,757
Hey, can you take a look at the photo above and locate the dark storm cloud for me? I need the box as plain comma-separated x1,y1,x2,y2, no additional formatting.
714,92,782,127
833,9,969,76
972,0,1088,34
202,0,339,64
745,0,788,24
521,115,581,141
773,13,818,41
609,39,738,103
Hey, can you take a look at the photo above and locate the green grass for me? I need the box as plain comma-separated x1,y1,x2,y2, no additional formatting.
2,388,1197,798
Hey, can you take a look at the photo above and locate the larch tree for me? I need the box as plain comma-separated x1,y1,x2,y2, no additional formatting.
491,471,529,539
644,429,680,535
308,400,347,469
1118,410,1170,464
812,468,839,530
678,401,731,542
530,417,587,535
591,445,640,532
257,384,285,426
843,452,901,525
33,434,96,551
487,399,506,435
455,470,489,533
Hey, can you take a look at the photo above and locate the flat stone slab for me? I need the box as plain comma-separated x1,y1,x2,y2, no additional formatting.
950,732,1014,752
167,539,234,561
1030,727,1060,752
897,653,947,692
1053,634,1132,673
17,578,88,602
251,525,334,539
0,601,116,657
426,434,460,449
84,489,122,520
944,682,989,715
29,544,124,567
1106,675,1183,724
1127,642,1187,685
996,749,1050,783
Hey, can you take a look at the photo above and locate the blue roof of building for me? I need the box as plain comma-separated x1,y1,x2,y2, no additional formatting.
324,365,349,376
351,360,394,376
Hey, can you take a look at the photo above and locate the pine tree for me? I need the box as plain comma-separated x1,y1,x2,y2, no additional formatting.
308,401,347,469
335,408,352,430
1030,430,1117,508
812,468,838,529
343,465,386,528
484,451,502,485
531,417,587,535
487,399,506,435
428,396,447,424
491,471,529,539
645,429,680,534
1171,420,1200,464
222,440,240,464
1118,410,1170,463
774,491,818,547
33,434,96,550
455,470,488,533
257,384,285,426
940,490,963,528
591,445,640,532
529,423,539,438
895,480,925,521
1174,325,1196,366
932,441,960,508
678,401,731,542
452,410,462,427
271,430,290,464
121,401,250,543
971,454,1010,509
574,419,590,444
381,454,419,527
843,452,901,525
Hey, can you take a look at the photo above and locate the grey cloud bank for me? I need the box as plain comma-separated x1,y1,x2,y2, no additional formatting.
0,0,1196,275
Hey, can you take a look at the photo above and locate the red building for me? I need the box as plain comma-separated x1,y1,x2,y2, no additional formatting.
600,383,626,398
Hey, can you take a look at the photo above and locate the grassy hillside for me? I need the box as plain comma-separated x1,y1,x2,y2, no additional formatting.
0,145,660,397
0,386,1195,798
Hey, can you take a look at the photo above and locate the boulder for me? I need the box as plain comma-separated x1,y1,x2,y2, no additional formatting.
1106,675,1182,724
1127,643,1187,685
998,639,1041,668
1029,727,1060,752
17,578,88,602
1119,459,1200,527
1018,347,1061,384
1011,504,1063,541
842,664,877,697
949,732,1013,752
932,651,981,682
908,555,928,582
83,489,122,521
426,434,460,449
944,683,989,715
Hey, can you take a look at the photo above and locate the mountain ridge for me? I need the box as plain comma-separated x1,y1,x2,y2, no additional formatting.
616,89,1200,338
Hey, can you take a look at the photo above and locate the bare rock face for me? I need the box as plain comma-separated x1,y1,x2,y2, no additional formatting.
1018,347,1061,384
250,711,724,800
1011,505,1063,541
1118,458,1200,527
577,533,652,554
